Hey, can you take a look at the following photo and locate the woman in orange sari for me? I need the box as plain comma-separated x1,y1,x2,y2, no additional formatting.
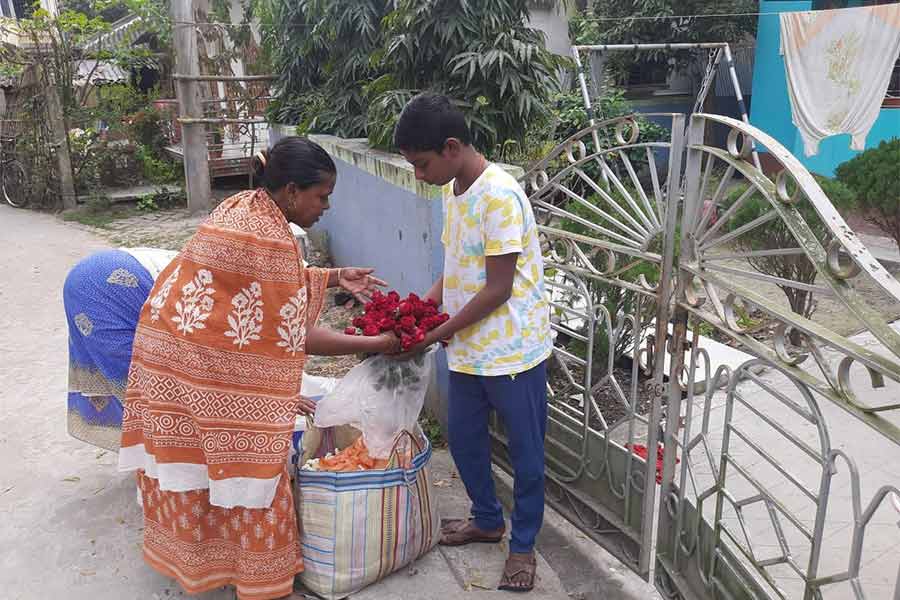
118,137,399,600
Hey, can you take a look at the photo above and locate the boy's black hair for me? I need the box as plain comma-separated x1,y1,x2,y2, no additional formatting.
393,93,472,153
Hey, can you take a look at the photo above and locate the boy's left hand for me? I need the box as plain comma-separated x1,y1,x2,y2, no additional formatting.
339,267,388,303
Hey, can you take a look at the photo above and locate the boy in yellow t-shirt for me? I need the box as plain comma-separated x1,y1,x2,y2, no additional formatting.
394,93,552,593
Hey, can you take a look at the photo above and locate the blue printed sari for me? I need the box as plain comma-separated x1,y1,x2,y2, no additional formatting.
64,250,157,450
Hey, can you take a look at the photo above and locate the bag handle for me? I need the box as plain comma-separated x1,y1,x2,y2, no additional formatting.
386,429,425,469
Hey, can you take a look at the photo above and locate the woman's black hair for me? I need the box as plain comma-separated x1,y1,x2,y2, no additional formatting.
252,136,336,192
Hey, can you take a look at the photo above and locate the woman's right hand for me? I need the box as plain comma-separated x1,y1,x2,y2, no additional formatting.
374,332,402,355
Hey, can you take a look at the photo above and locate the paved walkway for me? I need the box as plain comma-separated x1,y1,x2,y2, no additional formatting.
859,233,900,268
685,324,900,599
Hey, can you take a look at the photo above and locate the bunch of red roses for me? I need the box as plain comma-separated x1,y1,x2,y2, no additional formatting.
344,290,449,351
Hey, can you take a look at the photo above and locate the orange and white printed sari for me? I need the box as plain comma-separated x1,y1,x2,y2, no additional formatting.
119,189,329,600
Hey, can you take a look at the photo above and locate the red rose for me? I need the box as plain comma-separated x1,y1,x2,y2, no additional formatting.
344,327,357,335
352,316,365,328
400,334,413,350
364,302,375,313
398,302,412,316
362,325,380,336
423,305,438,317
379,317,395,332
438,313,450,323
426,298,437,308
399,315,417,332
387,291,401,303
408,293,421,303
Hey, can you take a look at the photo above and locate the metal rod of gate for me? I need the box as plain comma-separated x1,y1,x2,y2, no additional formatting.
570,47,610,187
722,44,762,170
571,42,762,170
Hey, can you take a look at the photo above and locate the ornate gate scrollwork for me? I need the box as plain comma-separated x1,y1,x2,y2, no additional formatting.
488,112,900,599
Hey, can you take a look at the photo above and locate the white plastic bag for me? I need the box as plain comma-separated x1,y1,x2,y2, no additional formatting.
289,375,340,467
300,374,339,398
314,348,435,458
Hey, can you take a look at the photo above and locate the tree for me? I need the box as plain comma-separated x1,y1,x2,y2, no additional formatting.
570,0,758,87
0,0,176,204
260,0,566,153
61,0,130,23
836,138,900,253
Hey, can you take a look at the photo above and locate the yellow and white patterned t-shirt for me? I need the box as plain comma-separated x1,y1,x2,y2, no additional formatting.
441,164,552,376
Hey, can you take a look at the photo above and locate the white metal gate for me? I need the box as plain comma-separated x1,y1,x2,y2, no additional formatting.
491,111,900,600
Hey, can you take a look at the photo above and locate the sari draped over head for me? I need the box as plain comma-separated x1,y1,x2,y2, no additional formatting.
118,188,329,599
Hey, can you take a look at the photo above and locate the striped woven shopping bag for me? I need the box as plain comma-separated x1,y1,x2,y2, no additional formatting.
295,430,441,599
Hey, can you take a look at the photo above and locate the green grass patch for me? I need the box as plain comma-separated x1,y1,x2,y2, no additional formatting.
61,201,141,229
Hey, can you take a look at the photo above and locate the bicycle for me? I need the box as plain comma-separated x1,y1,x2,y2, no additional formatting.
1,136,28,208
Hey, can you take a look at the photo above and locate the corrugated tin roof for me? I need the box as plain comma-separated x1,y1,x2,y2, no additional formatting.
73,60,128,86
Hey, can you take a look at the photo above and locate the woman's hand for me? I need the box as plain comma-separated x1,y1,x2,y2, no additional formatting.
374,332,402,355
297,395,317,417
338,267,387,303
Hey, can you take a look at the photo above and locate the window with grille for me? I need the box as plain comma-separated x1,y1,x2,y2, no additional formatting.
887,59,900,100
10,0,32,18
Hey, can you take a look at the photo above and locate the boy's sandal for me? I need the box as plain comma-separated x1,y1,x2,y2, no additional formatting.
439,518,505,546
498,552,536,593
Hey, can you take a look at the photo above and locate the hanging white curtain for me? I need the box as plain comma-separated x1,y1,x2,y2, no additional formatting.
780,4,900,156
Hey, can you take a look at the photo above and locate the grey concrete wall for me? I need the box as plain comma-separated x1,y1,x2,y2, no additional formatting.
528,3,574,57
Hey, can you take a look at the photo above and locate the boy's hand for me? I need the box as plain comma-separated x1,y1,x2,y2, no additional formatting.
388,329,450,361
338,267,388,303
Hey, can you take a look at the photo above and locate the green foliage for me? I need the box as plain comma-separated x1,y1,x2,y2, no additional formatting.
61,0,130,24
549,88,669,145
61,196,135,228
836,138,900,252
137,187,187,212
571,1,758,85
135,144,180,184
2,0,176,207
418,415,446,448
724,175,856,319
261,0,567,153
543,89,670,187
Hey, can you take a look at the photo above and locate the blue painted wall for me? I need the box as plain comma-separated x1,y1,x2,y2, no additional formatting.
751,0,900,175
314,156,443,298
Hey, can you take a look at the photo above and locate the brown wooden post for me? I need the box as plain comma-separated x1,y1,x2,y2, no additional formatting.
170,0,210,213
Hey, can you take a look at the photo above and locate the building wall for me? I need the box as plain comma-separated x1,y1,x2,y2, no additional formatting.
750,0,900,176
527,1,576,57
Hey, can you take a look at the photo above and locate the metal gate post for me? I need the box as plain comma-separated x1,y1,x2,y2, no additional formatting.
639,114,688,573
